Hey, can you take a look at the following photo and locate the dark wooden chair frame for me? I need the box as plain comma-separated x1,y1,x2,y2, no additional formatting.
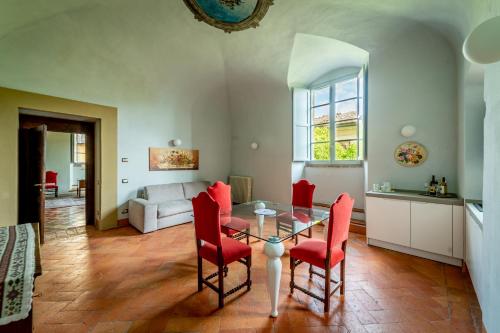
228,229,250,245
290,240,347,312
196,239,252,308
293,228,312,245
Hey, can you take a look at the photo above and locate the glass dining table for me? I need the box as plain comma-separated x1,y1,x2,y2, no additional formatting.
222,201,330,317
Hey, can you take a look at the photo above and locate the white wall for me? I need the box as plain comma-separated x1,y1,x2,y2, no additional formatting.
304,166,365,209
464,82,485,200
45,132,71,194
228,24,458,207
0,1,232,219
291,162,305,183
481,60,500,333
70,163,85,188
367,26,458,193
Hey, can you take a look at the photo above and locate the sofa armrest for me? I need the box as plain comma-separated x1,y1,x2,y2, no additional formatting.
128,198,158,233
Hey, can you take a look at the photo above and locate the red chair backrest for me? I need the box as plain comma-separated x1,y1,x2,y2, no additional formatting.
327,193,355,250
207,181,232,215
46,171,58,184
192,192,222,247
292,179,316,208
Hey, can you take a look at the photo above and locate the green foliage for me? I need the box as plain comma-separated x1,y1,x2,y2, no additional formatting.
312,126,329,160
335,142,357,160
312,126,358,161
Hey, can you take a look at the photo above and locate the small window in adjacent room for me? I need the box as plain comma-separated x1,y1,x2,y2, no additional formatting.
293,66,367,164
71,133,86,164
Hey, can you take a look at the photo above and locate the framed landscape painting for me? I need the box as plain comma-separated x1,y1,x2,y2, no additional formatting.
149,148,199,171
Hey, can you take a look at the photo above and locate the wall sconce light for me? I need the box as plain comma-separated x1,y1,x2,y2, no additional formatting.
250,142,259,150
170,139,182,147
401,125,416,138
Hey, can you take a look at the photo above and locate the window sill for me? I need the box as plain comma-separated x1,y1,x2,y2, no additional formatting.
305,161,364,168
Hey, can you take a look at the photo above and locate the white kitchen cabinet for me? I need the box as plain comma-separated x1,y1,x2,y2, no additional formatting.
465,207,483,305
366,197,411,247
452,205,464,259
411,202,453,256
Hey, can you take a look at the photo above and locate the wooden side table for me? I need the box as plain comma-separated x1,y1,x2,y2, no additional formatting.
77,179,86,198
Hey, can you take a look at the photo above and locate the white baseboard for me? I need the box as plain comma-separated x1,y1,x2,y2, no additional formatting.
367,238,463,267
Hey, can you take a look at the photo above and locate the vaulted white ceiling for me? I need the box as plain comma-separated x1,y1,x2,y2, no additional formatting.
287,33,369,87
0,0,498,105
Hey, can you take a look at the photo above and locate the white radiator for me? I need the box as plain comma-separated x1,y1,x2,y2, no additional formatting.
228,175,252,203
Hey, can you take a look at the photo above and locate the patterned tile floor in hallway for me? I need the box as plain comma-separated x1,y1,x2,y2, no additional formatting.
44,204,87,241
34,223,482,333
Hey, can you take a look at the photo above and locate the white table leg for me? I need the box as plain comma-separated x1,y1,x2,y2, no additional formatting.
264,237,285,317
257,215,264,238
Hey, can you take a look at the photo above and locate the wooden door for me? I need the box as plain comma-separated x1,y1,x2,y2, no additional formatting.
20,114,95,226
19,125,47,244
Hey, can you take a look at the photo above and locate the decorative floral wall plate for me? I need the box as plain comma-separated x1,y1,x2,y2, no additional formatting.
394,142,427,167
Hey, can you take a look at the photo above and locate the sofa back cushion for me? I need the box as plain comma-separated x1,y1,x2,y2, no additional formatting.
183,181,210,200
145,183,184,203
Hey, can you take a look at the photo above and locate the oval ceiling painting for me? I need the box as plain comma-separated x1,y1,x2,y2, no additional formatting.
184,0,273,33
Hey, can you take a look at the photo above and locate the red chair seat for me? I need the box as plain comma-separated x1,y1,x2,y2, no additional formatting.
290,239,344,269
45,184,57,189
220,216,250,236
199,237,251,265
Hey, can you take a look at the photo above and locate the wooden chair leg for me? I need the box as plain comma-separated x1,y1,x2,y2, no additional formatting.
295,234,299,245
197,256,202,292
308,227,312,238
246,256,252,291
309,264,313,279
324,265,331,312
340,258,345,295
246,231,250,245
218,264,224,308
290,258,295,294
224,265,228,277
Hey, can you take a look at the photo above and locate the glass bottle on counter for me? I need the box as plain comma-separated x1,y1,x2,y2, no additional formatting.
429,175,437,196
439,177,448,196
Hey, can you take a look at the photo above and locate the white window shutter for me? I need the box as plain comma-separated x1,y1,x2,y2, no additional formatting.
358,65,367,160
293,88,310,161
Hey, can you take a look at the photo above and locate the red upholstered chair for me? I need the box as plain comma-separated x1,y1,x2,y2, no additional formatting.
289,193,354,312
291,179,316,244
207,181,250,245
193,192,252,308
45,171,59,197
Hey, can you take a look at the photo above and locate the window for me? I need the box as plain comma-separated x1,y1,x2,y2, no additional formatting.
293,66,366,163
71,133,86,164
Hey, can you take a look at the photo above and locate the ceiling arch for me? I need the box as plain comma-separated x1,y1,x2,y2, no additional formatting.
287,33,369,88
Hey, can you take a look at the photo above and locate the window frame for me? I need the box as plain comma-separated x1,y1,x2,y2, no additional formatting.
71,133,86,165
308,72,364,165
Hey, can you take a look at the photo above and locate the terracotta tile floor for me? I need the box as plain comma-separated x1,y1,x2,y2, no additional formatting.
34,223,481,333
45,205,87,241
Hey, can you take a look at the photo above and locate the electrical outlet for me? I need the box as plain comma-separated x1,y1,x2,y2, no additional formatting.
122,179,128,183
121,157,128,162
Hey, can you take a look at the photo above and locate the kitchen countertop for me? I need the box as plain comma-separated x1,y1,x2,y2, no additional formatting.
366,189,464,206
465,201,483,229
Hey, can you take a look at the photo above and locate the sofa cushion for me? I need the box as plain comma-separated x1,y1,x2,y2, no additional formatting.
183,181,210,200
145,183,184,203
158,199,193,218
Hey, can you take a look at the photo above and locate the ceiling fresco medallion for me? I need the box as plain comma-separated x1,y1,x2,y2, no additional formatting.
183,0,274,33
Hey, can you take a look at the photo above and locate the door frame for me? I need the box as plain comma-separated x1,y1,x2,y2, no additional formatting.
19,113,96,227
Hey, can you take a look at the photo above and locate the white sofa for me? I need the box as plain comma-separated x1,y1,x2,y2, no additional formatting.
128,181,210,233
